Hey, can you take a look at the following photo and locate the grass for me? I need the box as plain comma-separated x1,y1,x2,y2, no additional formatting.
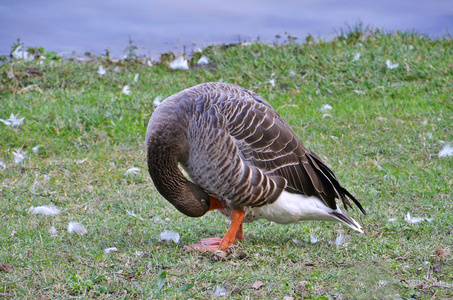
1,29,452,299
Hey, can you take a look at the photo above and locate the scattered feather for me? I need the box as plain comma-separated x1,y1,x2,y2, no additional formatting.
0,113,25,127
153,215,162,223
386,59,399,69
159,230,180,243
329,233,345,246
169,57,189,70
164,217,171,222
32,145,42,153
335,233,344,245
125,167,140,175
387,218,397,222
310,234,319,244
288,70,296,77
197,56,209,65
122,85,131,95
153,96,162,107
0,160,5,169
404,212,433,224
353,90,366,95
330,135,338,140
126,210,144,221
352,53,361,62
292,238,301,245
212,285,226,296
422,119,428,125
103,247,118,254
322,113,332,118
12,46,33,61
134,73,139,82
408,45,414,50
49,226,58,236
268,78,275,87
68,221,88,235
12,149,26,164
114,66,120,73
98,65,106,76
29,205,60,216
146,60,153,67
10,230,16,237
379,280,388,286
438,144,453,158
320,104,332,112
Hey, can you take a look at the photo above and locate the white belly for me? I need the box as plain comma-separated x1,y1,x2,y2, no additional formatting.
243,190,341,224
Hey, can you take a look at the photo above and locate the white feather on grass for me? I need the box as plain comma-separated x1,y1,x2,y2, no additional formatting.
353,90,366,95
122,85,131,95
329,233,345,246
32,145,42,153
352,53,361,62
49,226,58,236
12,46,33,61
125,167,140,175
134,73,139,82
126,210,144,221
68,222,88,235
103,247,118,254
320,104,333,112
386,60,399,69
404,212,433,224
438,144,453,158
29,205,61,215
197,56,209,65
310,234,319,244
0,113,25,127
0,160,5,169
153,96,162,107
98,66,106,76
12,149,26,164
159,230,180,243
212,286,226,296
169,57,189,70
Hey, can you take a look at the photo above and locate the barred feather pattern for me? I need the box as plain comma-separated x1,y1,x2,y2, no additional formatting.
147,82,365,214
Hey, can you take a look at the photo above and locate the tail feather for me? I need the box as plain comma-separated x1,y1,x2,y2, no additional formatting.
329,209,363,233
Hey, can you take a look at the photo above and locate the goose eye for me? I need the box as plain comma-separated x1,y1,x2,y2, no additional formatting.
201,199,207,205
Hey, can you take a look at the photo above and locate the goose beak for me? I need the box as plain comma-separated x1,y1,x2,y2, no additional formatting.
208,196,225,211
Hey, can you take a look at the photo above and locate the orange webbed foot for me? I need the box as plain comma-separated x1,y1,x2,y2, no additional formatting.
184,237,223,252
185,210,246,252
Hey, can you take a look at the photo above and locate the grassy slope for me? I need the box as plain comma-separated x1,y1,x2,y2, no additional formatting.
0,32,452,299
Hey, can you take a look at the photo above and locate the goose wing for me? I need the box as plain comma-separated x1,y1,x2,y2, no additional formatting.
184,82,364,213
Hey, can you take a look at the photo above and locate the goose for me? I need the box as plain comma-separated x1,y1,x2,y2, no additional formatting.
146,82,365,251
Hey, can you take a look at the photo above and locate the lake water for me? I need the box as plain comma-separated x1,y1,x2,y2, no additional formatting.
1,0,451,58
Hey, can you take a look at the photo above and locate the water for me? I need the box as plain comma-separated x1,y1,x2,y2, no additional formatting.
1,0,451,58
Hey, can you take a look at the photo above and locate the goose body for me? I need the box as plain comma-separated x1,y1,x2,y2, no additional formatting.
146,82,365,250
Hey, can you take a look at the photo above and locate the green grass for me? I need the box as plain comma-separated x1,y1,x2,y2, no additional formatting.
1,30,452,299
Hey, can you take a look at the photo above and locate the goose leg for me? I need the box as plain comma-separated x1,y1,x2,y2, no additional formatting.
185,210,245,252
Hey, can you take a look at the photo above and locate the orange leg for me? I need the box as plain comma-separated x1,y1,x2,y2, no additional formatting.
185,209,246,252
235,223,245,241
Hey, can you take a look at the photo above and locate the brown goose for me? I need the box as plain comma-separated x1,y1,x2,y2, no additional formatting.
146,82,365,251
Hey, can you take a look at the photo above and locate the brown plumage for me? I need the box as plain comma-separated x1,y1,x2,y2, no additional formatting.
146,82,365,251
